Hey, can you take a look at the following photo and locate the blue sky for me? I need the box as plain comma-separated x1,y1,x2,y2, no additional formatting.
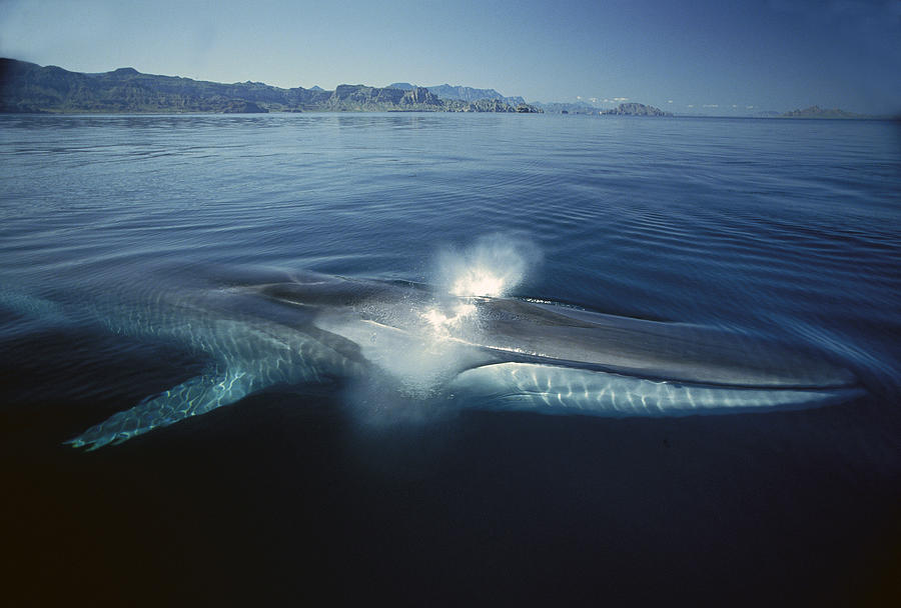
1,0,899,114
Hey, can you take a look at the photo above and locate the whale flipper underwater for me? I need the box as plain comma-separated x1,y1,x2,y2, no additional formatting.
53,268,863,450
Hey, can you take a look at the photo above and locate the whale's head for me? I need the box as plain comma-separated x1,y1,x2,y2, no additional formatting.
255,272,863,418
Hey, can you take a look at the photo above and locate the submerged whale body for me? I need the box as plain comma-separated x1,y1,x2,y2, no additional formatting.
61,269,862,450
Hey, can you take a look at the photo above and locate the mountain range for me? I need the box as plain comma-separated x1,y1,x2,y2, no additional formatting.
0,59,878,118
0,59,541,114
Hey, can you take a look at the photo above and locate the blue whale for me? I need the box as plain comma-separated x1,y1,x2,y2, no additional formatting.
60,270,862,450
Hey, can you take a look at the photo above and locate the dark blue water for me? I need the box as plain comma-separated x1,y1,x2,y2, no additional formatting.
1,113,899,605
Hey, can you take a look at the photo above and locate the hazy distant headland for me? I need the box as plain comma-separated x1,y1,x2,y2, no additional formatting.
0,59,541,114
779,105,869,119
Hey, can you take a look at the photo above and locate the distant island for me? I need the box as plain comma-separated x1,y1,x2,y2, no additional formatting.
0,59,542,114
532,101,670,116
781,105,867,119
600,102,671,116
530,101,599,114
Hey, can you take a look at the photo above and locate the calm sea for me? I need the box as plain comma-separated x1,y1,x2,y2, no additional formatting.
1,113,899,605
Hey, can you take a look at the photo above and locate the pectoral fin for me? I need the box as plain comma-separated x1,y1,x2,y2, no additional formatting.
65,369,258,451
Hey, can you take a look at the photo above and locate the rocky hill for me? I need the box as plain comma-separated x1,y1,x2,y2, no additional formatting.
0,59,541,114
319,84,446,111
389,82,526,106
423,84,525,106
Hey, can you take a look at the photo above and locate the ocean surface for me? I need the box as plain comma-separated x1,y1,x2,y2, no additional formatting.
1,112,899,605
